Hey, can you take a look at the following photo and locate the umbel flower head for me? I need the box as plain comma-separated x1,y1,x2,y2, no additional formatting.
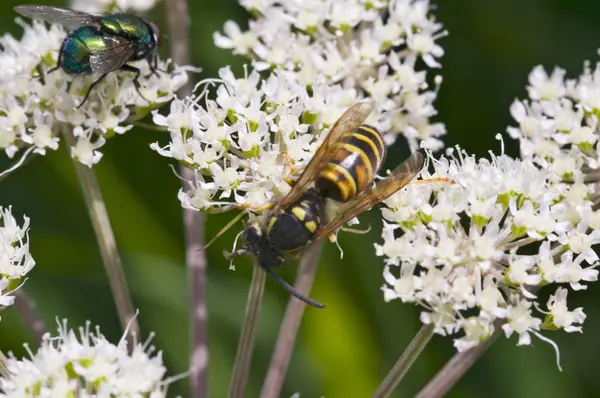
152,66,378,211
0,18,188,167
508,59,600,197
214,0,447,151
377,148,598,356
0,206,35,313
0,319,181,397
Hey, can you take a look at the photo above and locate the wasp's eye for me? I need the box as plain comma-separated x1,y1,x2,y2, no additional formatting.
244,225,262,245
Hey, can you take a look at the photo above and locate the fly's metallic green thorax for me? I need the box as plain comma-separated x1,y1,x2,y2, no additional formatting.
99,14,157,60
13,4,163,108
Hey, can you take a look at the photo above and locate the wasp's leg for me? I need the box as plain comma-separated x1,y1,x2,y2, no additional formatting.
408,177,456,186
76,73,108,109
208,202,273,214
281,150,300,186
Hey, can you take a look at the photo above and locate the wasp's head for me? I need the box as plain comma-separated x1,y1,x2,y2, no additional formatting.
242,223,284,270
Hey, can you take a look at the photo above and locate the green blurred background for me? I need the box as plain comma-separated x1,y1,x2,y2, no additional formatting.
2,0,600,397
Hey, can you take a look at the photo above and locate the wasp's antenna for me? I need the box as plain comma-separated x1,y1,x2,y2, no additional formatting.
258,265,326,309
198,210,249,251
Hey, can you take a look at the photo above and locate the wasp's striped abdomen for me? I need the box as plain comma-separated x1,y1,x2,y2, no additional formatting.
316,124,385,202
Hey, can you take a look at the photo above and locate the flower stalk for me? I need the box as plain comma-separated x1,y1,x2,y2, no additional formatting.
62,127,140,341
415,327,501,398
373,323,435,398
13,290,46,344
260,241,324,398
228,265,267,398
164,0,209,395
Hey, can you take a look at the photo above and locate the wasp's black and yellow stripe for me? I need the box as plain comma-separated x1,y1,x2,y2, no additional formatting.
316,124,385,202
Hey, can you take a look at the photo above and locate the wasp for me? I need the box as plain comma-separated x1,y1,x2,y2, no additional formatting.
14,5,161,108
209,101,436,308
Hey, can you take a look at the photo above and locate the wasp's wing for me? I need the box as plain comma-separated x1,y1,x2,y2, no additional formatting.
276,101,376,212
311,151,425,242
14,5,98,31
89,37,136,74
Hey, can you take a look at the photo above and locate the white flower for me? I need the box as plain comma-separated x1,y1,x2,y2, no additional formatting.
508,60,600,212
0,206,35,314
0,319,182,397
545,287,586,333
454,317,494,351
377,149,598,354
0,19,188,169
527,65,567,101
0,278,16,308
502,298,541,346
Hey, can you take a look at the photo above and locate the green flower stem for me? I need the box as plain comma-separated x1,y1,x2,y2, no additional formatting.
228,265,267,398
415,328,501,398
260,241,324,398
373,323,435,398
62,128,140,342
13,290,47,344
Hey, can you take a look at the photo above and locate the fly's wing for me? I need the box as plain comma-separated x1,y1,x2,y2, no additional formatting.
274,101,376,213
89,36,136,74
311,151,425,242
14,5,98,31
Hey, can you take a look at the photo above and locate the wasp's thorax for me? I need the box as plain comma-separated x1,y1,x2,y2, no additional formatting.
242,189,325,268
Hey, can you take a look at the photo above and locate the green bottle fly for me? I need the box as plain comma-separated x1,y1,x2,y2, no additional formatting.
14,5,162,107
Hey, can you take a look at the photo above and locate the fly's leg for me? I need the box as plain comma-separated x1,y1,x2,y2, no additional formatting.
145,53,166,78
76,73,108,109
120,64,151,102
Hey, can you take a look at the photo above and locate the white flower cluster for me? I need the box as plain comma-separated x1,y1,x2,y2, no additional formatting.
152,66,378,211
0,320,178,397
0,206,35,315
71,0,161,13
508,62,600,188
377,149,598,354
214,0,446,150
0,19,187,168
153,0,447,212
